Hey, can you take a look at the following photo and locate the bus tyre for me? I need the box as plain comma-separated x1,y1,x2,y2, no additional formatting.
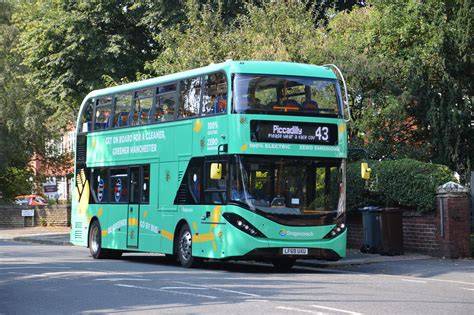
89,220,109,259
272,258,296,272
177,225,198,268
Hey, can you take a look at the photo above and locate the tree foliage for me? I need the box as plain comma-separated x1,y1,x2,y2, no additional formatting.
0,1,52,172
319,1,472,179
13,0,182,122
0,0,472,198
147,1,322,75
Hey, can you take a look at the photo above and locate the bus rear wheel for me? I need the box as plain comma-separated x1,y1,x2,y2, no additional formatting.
89,220,122,259
272,258,296,272
177,225,199,268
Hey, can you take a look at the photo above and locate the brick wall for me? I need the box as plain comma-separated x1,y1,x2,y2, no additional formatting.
347,213,363,249
402,214,438,255
0,205,71,227
437,194,471,258
347,213,440,255
346,193,471,258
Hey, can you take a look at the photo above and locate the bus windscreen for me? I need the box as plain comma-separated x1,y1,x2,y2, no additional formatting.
233,74,341,117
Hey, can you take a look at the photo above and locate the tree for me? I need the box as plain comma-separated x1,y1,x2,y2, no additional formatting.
0,1,52,199
369,0,473,178
315,6,431,160
318,1,472,180
13,0,183,123
147,0,322,74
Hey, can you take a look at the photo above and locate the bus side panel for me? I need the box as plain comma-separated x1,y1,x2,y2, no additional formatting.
70,167,90,247
157,160,178,254
135,162,161,253
136,203,161,253
181,205,229,259
190,116,229,156
99,204,128,250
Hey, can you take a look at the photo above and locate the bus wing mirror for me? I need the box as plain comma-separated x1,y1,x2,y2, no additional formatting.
361,162,371,180
210,163,222,180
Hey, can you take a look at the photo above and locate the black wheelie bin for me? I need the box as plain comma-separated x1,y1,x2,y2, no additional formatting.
359,206,382,254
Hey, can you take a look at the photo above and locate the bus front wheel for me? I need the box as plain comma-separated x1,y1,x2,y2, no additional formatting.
177,224,199,268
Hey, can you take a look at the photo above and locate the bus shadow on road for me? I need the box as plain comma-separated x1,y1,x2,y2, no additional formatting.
119,253,338,274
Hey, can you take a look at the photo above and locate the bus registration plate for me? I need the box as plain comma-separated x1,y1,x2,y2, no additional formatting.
282,248,308,255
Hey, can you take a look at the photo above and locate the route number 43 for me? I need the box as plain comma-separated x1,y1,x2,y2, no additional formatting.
315,126,329,141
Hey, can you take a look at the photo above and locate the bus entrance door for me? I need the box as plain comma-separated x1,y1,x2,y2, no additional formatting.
127,166,141,248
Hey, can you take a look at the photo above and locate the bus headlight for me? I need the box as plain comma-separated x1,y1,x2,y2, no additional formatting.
223,213,266,238
324,222,346,239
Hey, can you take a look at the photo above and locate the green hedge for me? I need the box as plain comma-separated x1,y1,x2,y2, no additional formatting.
347,159,456,213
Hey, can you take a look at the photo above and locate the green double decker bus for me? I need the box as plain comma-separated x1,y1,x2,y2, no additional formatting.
70,60,350,270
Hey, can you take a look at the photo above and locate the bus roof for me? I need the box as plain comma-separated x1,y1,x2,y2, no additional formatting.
85,60,337,99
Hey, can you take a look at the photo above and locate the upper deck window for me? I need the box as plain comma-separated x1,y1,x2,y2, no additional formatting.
233,74,342,118
202,72,227,116
179,77,201,118
114,93,133,128
79,99,94,133
133,89,153,126
94,96,113,130
151,83,177,123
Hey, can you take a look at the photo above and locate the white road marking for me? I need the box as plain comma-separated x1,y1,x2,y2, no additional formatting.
401,279,427,284
0,266,70,270
115,284,217,299
380,274,474,286
246,299,269,302
462,288,474,291
311,304,362,315
174,280,261,297
95,278,151,282
306,266,474,286
276,306,324,314
160,286,207,290
14,270,109,280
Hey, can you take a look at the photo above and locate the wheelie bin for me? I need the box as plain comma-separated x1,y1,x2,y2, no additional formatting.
359,206,382,254
379,208,404,255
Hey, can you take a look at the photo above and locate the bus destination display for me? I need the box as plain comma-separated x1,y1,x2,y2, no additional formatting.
251,120,338,145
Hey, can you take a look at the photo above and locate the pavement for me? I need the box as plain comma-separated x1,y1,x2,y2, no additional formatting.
0,226,433,267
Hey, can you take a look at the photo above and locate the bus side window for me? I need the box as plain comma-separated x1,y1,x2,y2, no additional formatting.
92,168,108,203
179,77,201,118
204,162,227,204
174,158,204,205
187,167,202,204
109,168,129,203
152,84,177,123
202,72,227,116
94,96,112,130
79,99,94,133
114,93,132,128
142,165,150,204
133,89,153,126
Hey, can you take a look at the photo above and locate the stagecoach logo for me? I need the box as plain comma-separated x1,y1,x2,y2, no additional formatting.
114,178,122,202
279,229,314,237
97,179,105,202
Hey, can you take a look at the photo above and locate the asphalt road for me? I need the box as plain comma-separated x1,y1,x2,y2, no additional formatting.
1,240,473,314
